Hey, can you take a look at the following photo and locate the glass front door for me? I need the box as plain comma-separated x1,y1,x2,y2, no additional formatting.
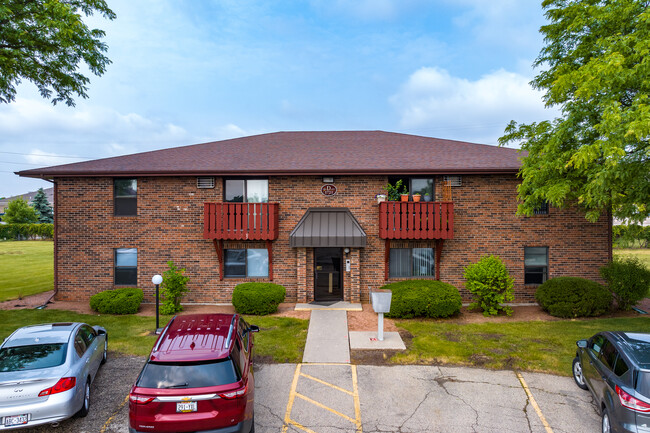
314,248,342,302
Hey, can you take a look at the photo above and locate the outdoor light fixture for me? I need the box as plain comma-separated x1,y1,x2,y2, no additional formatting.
152,274,163,333
322,176,334,183
344,248,350,254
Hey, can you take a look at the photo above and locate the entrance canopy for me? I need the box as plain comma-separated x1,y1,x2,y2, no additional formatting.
290,208,366,248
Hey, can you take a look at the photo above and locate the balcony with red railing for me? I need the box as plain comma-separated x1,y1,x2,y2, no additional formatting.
203,202,279,240
379,201,454,240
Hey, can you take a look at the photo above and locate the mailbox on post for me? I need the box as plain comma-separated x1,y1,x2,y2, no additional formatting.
371,289,392,341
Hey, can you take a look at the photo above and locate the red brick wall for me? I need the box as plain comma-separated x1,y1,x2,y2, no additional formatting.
54,174,610,303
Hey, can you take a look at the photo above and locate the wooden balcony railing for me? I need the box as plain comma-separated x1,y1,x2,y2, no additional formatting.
379,201,454,240
203,203,279,240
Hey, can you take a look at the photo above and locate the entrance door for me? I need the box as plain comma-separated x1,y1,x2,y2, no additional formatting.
314,248,342,302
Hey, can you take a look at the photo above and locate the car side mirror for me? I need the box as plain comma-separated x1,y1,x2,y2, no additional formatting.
576,339,587,348
96,329,106,335
248,325,260,333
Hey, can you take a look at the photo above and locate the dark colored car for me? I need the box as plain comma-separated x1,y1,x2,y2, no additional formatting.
573,332,650,433
129,314,259,433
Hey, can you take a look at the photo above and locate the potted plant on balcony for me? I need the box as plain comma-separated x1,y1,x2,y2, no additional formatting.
384,180,407,201
423,193,431,202
376,193,387,203
412,193,421,202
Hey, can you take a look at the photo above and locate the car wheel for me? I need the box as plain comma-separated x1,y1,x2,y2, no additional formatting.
602,406,611,433
77,380,90,417
101,338,108,365
572,357,588,390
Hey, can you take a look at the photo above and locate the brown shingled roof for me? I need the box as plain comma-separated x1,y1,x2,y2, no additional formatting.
16,131,523,178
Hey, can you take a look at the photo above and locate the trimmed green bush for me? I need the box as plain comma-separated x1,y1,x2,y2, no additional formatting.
232,283,286,315
600,257,650,310
463,255,514,316
90,287,143,315
535,277,612,318
382,280,462,319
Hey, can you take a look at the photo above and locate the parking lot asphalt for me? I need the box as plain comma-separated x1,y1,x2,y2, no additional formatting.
16,356,600,433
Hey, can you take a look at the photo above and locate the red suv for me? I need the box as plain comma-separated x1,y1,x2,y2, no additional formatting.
129,314,259,433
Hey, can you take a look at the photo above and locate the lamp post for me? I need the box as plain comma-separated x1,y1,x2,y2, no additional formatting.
152,274,163,333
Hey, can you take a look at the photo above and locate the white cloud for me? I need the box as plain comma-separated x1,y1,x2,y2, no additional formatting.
25,150,86,167
391,67,557,145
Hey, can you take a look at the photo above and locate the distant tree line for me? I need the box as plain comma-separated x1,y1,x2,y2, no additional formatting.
1,188,54,240
613,224,650,249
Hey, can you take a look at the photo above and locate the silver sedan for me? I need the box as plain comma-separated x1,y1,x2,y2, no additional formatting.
0,322,108,429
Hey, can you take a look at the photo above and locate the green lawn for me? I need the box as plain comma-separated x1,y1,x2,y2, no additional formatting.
614,248,650,268
0,240,53,301
0,309,308,363
394,316,650,376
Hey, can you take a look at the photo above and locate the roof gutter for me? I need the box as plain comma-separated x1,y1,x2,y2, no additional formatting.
16,168,521,179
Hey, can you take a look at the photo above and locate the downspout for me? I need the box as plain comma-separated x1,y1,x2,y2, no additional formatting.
36,178,57,308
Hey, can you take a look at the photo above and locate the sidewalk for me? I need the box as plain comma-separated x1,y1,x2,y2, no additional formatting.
302,310,350,363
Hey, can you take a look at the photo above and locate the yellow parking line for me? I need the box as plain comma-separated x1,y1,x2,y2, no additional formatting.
100,394,129,433
282,364,302,433
300,372,354,395
516,372,554,433
295,392,357,424
283,363,363,432
351,365,362,433
286,419,318,433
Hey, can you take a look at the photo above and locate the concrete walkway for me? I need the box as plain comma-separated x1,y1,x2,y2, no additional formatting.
302,310,350,363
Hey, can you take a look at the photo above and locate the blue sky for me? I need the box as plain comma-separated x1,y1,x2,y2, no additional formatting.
0,0,555,197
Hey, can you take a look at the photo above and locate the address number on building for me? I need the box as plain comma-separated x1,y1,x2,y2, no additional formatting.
321,185,337,196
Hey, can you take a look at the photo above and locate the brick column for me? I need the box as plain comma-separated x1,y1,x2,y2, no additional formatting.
296,248,307,303
350,249,361,303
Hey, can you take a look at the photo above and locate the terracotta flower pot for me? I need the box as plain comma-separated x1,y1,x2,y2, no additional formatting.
413,195,421,202
400,194,409,202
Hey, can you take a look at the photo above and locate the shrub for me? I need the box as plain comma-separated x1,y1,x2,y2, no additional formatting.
600,257,650,310
160,261,190,315
382,280,462,319
232,283,286,315
463,255,514,316
535,277,612,318
89,287,143,315
0,223,53,240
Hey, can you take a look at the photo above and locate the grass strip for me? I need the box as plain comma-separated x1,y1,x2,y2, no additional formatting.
0,309,308,363
394,316,650,376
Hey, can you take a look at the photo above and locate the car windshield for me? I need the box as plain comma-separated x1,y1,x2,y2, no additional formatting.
0,344,68,372
638,371,650,397
136,359,240,389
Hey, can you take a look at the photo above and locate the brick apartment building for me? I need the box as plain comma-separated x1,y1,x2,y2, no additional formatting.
18,131,611,304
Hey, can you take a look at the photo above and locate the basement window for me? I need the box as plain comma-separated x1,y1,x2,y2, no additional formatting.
524,247,548,284
389,248,434,278
224,249,269,278
115,248,137,285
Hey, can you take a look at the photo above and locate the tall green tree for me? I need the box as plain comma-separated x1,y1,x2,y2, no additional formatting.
0,0,116,106
31,188,53,223
2,197,38,223
499,0,650,222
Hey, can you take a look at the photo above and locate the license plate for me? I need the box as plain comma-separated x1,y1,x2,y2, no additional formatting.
176,402,197,413
4,414,28,426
